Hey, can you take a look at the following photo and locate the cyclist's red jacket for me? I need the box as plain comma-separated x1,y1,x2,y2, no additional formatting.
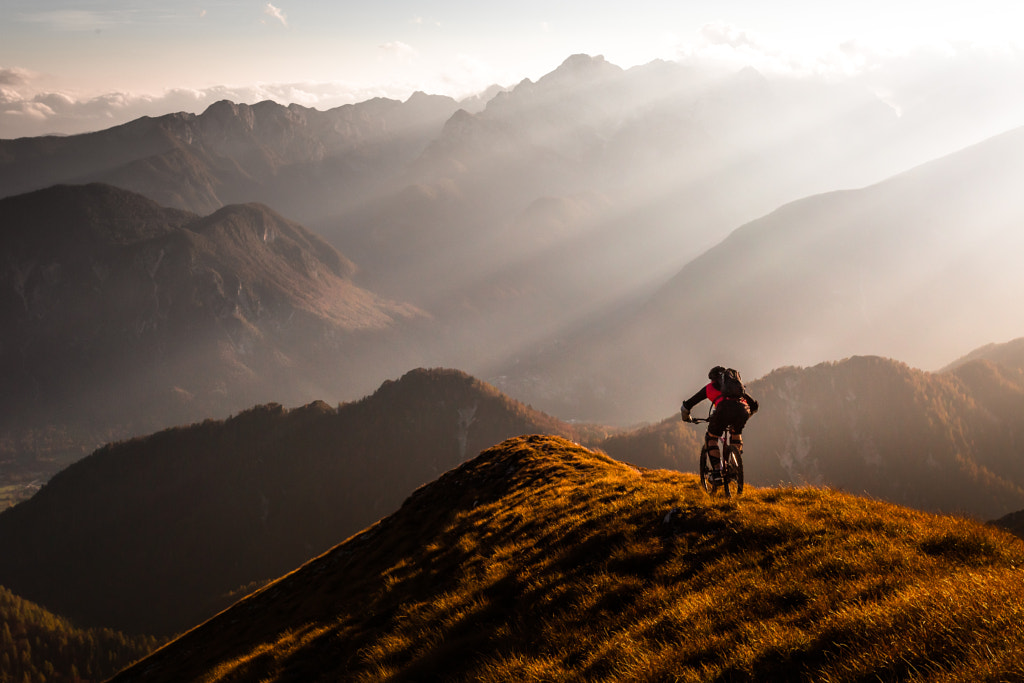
682,382,755,412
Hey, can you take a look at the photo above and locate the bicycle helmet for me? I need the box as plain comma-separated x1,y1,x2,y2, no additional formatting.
708,365,726,381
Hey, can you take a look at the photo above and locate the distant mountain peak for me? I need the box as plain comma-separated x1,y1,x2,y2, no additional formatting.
376,367,502,401
199,98,250,120
405,90,454,105
0,182,194,248
541,53,622,85
0,183,427,443
558,53,610,70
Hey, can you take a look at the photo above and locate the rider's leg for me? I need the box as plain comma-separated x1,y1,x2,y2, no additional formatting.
722,401,750,460
705,430,722,470
729,431,742,458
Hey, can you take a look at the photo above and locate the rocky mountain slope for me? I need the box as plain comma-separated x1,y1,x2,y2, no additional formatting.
0,369,578,636
109,435,1024,682
0,183,425,447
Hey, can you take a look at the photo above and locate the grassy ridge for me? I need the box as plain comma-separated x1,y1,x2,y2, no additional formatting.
113,435,1024,682
0,369,584,636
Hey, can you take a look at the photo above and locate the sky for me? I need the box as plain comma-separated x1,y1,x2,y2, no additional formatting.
2,0,1024,138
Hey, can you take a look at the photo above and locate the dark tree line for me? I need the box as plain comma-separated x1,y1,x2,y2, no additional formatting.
1,585,159,683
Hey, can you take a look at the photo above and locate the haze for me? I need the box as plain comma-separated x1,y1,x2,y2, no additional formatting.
2,0,1024,430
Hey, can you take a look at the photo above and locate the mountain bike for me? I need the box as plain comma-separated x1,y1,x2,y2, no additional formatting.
688,415,744,498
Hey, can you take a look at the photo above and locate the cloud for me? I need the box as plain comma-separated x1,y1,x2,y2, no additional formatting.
700,22,762,51
683,22,817,76
0,67,34,87
19,10,122,32
264,3,287,27
379,41,419,63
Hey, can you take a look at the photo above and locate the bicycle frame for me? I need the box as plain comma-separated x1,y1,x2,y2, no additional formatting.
690,415,732,446
688,411,744,496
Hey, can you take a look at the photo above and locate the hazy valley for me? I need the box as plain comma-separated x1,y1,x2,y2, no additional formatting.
1,52,1024,681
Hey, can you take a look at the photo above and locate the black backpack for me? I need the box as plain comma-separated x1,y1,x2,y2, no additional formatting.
719,368,745,398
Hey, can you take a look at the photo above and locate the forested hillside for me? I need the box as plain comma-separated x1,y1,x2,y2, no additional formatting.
744,356,1024,519
0,585,158,682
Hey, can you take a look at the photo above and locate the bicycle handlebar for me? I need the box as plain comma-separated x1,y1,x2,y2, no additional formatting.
682,401,718,424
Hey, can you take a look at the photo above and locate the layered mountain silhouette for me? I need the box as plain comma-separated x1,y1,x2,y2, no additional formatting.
321,55,908,361
743,355,1024,519
0,94,461,222
0,369,578,636
2,51,1023,680
3,353,1024,638
995,509,1024,540
108,435,1024,682
0,183,425,448
942,336,1024,375
500,124,1024,422
6,55,1019,432
0,56,926,404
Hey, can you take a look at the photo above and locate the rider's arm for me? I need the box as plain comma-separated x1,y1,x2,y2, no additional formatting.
743,392,759,413
682,386,709,412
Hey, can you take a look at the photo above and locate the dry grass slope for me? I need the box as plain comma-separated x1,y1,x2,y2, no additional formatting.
113,435,1024,683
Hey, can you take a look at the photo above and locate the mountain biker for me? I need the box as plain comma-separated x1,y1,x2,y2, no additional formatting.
680,366,759,473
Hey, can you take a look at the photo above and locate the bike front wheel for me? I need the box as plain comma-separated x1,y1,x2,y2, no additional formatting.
722,446,744,497
699,445,716,495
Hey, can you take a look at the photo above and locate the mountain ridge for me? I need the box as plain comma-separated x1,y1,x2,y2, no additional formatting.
0,368,581,636
0,94,461,219
109,434,1024,682
941,336,1024,375
0,183,427,455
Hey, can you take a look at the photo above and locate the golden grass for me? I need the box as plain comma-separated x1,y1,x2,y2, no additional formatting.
115,435,1024,682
